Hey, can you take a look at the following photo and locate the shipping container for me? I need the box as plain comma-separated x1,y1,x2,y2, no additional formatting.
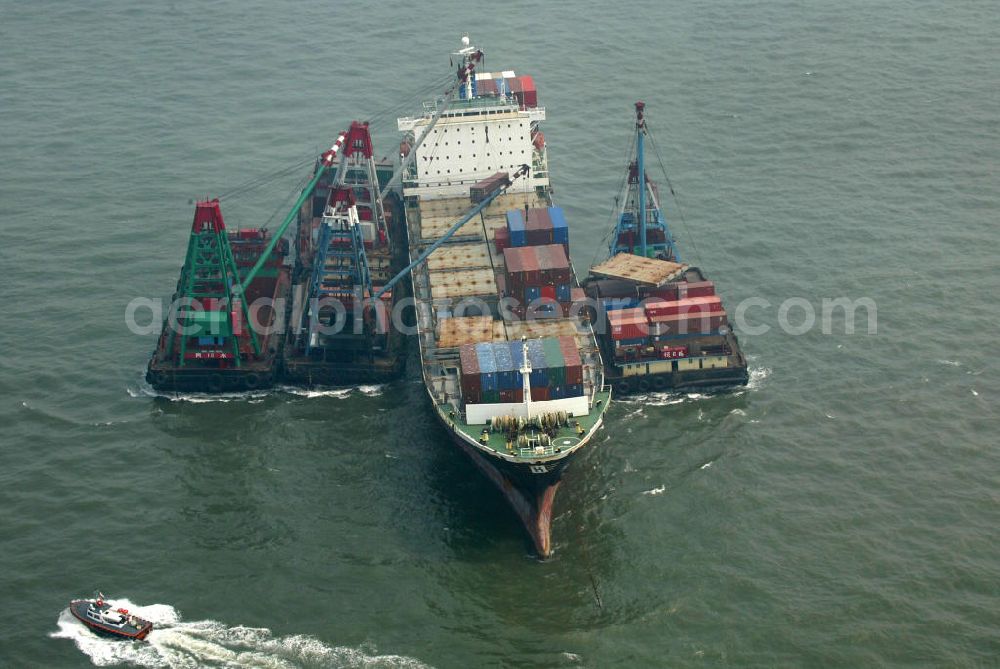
476,342,499,391
566,384,584,397
493,343,517,390
644,295,724,318
680,280,715,299
555,283,571,302
613,336,648,348
549,207,568,244
607,307,649,340
470,172,509,202
506,209,527,247
518,74,538,108
648,310,728,336
543,338,565,385
525,285,541,302
494,226,510,253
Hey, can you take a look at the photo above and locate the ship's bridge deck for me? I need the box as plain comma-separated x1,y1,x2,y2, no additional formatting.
406,190,606,452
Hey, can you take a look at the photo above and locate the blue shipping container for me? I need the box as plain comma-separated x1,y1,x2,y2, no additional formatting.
615,337,648,347
566,384,584,397
493,343,517,390
476,343,499,391
525,285,541,302
506,210,527,246
555,283,571,302
603,297,640,311
549,207,569,244
509,341,524,370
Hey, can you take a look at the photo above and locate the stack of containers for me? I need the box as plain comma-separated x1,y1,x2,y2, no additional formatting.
503,245,572,312
559,336,584,397
475,342,499,403
504,207,569,252
543,338,565,398
607,307,650,355
458,338,585,406
505,210,527,247
494,226,510,253
459,344,481,404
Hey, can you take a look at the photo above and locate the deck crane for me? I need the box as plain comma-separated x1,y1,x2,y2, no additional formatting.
371,164,531,303
610,101,680,261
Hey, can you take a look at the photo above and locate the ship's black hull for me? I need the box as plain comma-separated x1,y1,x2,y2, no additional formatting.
145,363,278,393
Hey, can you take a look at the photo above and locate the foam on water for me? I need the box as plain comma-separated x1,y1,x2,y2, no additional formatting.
51,598,430,669
126,374,381,403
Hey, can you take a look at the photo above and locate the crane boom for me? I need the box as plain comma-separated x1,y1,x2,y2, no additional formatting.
372,164,529,302
235,132,349,295
236,50,484,295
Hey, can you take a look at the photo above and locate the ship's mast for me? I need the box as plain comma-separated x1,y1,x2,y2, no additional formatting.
636,101,647,258
519,336,533,417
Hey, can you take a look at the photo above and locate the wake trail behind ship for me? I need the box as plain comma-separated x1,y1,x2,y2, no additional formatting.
51,598,429,669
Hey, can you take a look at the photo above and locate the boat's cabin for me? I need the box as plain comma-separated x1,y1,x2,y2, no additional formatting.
87,603,127,626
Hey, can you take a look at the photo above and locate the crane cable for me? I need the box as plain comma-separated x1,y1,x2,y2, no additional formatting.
589,128,636,269
644,120,703,269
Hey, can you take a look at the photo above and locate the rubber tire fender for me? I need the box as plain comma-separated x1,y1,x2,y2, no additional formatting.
244,372,261,390
207,374,224,393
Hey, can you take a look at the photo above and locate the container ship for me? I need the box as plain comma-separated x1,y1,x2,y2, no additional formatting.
582,102,749,393
396,36,610,557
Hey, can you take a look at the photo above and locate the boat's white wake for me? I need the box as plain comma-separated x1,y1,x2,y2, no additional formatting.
51,598,429,669
127,376,385,403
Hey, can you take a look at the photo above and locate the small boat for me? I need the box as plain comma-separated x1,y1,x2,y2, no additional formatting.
69,595,153,641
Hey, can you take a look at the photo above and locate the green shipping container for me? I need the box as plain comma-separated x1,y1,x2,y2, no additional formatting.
542,338,565,385
481,390,500,404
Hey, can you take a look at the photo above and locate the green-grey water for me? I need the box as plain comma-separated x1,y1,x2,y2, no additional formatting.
2,1,998,666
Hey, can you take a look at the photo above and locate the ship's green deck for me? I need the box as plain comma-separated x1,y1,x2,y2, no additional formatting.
438,390,611,459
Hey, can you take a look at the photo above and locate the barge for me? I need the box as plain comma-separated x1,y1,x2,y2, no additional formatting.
582,102,749,393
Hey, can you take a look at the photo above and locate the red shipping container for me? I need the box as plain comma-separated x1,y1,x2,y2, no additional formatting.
644,284,679,301
644,295,723,318
518,75,537,108
679,281,715,299
494,226,510,252
531,386,551,401
459,343,481,397
660,346,689,359
541,285,556,300
560,335,584,386
608,307,650,341
499,389,516,403
649,311,727,336
514,388,524,403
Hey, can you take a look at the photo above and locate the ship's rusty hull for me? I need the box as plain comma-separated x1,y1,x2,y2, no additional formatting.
438,412,568,558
